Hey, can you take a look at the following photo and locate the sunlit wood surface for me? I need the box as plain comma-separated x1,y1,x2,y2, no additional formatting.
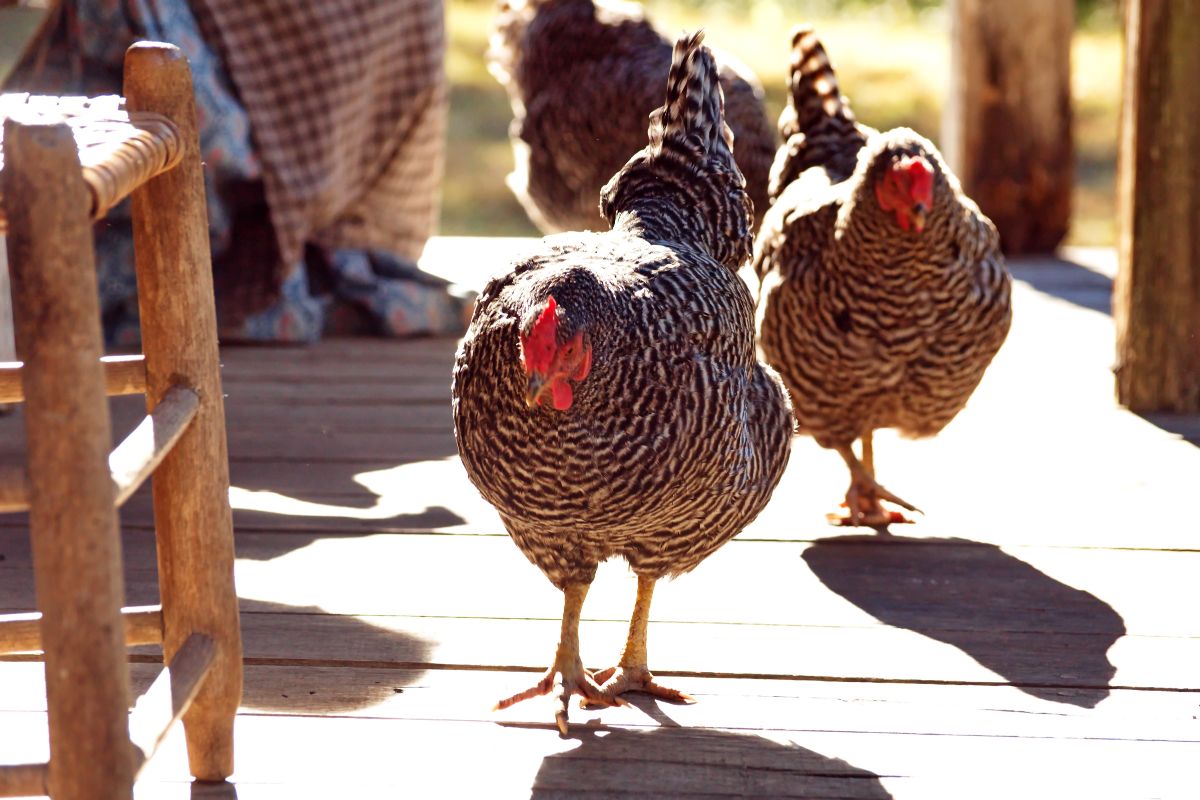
0,239,1197,798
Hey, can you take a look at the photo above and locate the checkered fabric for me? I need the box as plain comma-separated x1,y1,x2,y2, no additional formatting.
192,0,447,318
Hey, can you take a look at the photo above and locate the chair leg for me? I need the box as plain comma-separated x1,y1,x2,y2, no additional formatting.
3,119,134,799
124,43,243,782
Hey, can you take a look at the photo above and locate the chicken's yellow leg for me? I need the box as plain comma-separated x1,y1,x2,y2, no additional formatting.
592,575,695,705
494,582,621,735
828,437,921,528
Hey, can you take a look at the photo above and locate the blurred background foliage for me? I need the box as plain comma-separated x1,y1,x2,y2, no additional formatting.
443,0,1122,246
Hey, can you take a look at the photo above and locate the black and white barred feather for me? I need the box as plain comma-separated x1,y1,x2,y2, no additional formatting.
768,25,873,202
488,0,777,232
752,27,1011,454
454,31,793,589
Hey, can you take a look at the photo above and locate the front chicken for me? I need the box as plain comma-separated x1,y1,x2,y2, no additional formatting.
454,31,793,734
488,0,777,233
752,26,1012,527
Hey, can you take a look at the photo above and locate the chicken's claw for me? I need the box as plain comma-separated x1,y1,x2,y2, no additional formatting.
494,666,625,735
828,475,922,529
586,664,695,707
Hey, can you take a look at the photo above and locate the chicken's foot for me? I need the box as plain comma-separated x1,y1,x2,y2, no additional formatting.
494,582,623,735
589,575,695,706
828,434,921,529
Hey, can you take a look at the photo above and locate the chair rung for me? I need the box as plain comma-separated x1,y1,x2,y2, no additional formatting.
0,354,146,403
0,466,26,513
0,763,47,798
0,605,163,655
0,381,194,513
110,384,199,506
128,633,215,777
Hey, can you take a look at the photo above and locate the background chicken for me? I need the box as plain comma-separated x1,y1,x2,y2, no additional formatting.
488,0,777,233
454,31,793,734
752,26,1012,527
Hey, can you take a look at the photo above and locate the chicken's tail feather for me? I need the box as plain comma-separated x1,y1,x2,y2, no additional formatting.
783,25,856,139
648,30,736,169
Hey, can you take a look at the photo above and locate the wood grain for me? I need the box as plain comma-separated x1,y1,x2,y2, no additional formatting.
0,606,162,655
109,385,198,506
125,41,242,782
0,763,46,799
1114,0,1200,411
2,116,135,798
129,633,215,776
0,354,146,403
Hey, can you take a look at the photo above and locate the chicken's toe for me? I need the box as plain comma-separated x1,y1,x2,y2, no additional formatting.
587,664,695,707
495,665,623,735
827,472,920,529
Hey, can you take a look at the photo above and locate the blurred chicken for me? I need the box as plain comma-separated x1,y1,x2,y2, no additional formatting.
488,0,777,233
454,31,792,733
752,26,1012,527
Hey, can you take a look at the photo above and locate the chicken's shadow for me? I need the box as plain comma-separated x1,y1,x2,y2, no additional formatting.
530,725,893,798
802,535,1125,708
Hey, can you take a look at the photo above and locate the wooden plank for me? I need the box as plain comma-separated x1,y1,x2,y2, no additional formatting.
2,528,1196,638
3,114,135,798
1114,0,1200,412
2,686,1200,796
0,605,162,654
16,661,1192,742
126,41,242,782
0,354,146,403
221,380,451,404
218,335,462,367
122,714,1200,800
129,633,215,776
110,385,198,506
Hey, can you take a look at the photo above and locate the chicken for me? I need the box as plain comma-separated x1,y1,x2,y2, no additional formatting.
751,26,1012,528
488,0,777,233
454,31,793,734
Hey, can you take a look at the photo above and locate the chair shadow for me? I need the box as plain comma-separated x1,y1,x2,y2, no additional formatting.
802,535,1126,708
237,600,434,713
530,725,893,799
130,599,434,714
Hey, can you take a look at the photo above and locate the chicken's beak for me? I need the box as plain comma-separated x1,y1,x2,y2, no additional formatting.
525,375,546,407
910,204,928,233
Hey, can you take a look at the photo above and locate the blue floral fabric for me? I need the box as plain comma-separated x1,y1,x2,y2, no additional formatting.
8,0,464,344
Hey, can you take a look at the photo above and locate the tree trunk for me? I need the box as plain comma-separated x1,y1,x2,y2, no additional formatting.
943,0,1074,254
1114,0,1200,412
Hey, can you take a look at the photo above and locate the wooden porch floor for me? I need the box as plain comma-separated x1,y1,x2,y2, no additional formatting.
1,239,1197,798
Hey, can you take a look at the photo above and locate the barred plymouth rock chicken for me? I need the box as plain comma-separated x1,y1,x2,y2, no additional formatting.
752,26,1012,527
488,0,777,233
454,32,793,734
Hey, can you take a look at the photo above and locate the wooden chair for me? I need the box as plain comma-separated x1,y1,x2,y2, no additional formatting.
0,43,242,799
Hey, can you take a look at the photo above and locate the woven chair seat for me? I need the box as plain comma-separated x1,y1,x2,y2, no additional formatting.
0,92,182,233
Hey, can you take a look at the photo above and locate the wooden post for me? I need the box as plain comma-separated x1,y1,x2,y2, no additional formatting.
123,42,243,782
943,0,1074,254
2,119,135,799
1114,0,1200,411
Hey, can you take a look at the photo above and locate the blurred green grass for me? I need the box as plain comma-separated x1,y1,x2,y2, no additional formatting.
443,0,1121,246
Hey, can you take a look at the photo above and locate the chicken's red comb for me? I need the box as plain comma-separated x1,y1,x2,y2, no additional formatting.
896,155,934,204
520,296,560,374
